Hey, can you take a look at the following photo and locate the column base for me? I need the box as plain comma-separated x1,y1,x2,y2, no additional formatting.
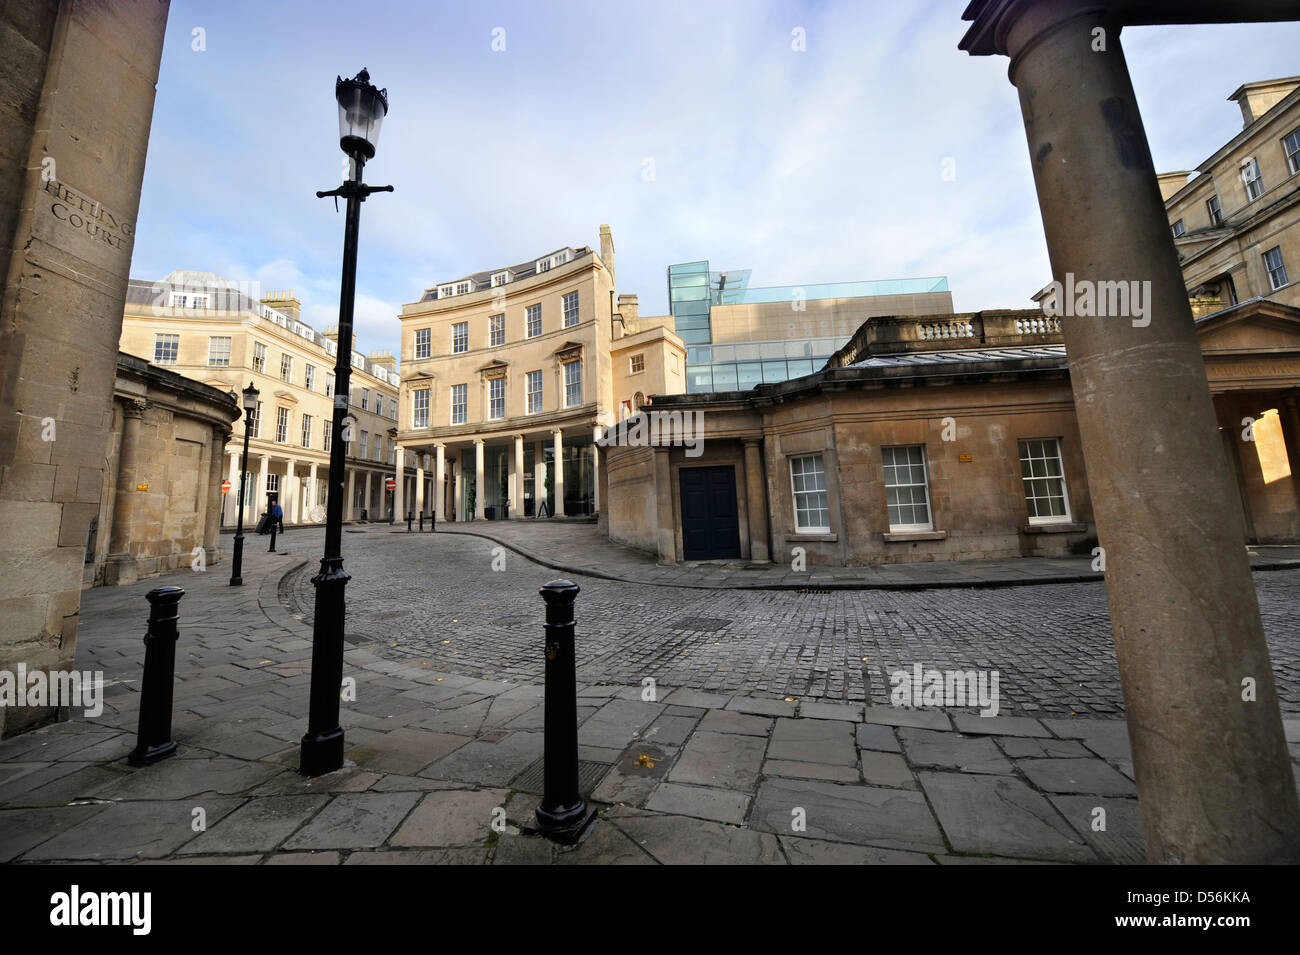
102,553,139,587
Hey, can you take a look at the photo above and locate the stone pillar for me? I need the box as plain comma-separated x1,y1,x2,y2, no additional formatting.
592,424,602,513
416,458,426,516
203,427,228,562
394,446,404,520
434,443,445,521
474,439,485,520
345,467,355,522
227,451,240,524
653,447,675,564
257,455,269,518
284,458,297,525
513,434,525,519
552,429,565,517
968,0,1300,862
307,462,318,522
453,453,463,521
1279,396,1300,524
742,438,770,563
106,400,148,577
533,439,546,518
363,470,372,520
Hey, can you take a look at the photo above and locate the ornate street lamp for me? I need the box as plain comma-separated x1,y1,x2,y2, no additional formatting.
300,69,393,777
229,382,259,586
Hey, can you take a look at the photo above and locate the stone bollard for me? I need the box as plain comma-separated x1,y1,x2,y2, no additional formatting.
535,580,595,843
129,586,184,766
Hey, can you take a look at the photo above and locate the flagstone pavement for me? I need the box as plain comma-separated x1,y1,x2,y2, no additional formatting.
2,526,1298,865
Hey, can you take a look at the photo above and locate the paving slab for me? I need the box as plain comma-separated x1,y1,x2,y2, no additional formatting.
1049,794,1146,864
799,701,864,722
282,791,423,850
645,783,750,824
590,744,674,807
763,760,860,783
420,731,544,786
697,710,772,736
951,713,1050,737
855,723,901,753
996,736,1091,759
779,835,935,865
726,697,798,718
610,809,785,864
391,788,509,847
858,750,918,790
556,818,656,865
750,777,946,853
20,798,243,861
898,727,1014,774
669,731,767,790
639,715,699,747
179,794,330,855
345,848,488,864
861,706,952,731
345,728,471,775
767,718,857,765
0,805,108,862
1015,757,1138,796
918,771,1095,862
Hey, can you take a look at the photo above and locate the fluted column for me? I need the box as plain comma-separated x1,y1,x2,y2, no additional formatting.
108,399,148,555
552,429,565,517
513,434,525,519
393,446,404,520
434,443,445,521
474,439,485,520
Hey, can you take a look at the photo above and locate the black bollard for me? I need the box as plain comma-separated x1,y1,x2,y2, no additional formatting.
535,580,595,843
129,586,184,766
268,523,278,552
418,512,424,532
431,509,436,532
406,512,412,532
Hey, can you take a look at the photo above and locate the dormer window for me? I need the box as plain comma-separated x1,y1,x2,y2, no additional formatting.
537,258,552,273
456,281,471,295
492,271,510,287
439,284,455,298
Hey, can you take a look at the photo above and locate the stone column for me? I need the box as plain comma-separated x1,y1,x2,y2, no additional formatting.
394,446,404,520
533,439,546,518
592,424,602,513
307,462,318,522
364,471,372,520
653,447,675,564
107,400,148,569
552,429,566,517
742,438,770,563
227,451,240,525
345,467,355,522
203,426,228,562
416,458,426,516
284,458,297,525
473,439,486,520
1279,396,1300,525
454,453,463,521
513,434,525,519
969,0,1300,862
256,455,269,518
434,443,445,521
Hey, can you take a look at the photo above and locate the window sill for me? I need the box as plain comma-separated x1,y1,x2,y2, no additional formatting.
883,530,947,543
1021,522,1087,534
787,532,837,543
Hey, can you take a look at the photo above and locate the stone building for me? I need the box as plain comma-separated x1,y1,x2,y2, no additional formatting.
394,225,686,521
0,0,168,737
89,352,239,586
119,272,408,527
1160,76,1300,313
601,303,1300,565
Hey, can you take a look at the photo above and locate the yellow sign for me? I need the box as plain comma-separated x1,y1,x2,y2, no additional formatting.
136,483,149,491
958,454,972,463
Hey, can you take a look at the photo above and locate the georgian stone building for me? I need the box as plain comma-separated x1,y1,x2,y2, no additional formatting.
119,272,408,526
1161,76,1300,313
601,303,1300,565
394,225,686,521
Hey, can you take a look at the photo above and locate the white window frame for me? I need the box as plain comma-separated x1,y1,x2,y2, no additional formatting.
325,371,334,398
881,445,933,532
1242,157,1265,201
413,388,430,429
300,414,313,448
275,407,290,444
789,454,831,533
1171,219,1186,238
1018,437,1072,525
280,353,293,383
1206,195,1223,226
456,281,471,295
389,397,397,418
526,370,543,414
252,342,267,373
536,258,552,273
563,359,582,408
438,284,455,299
451,383,467,425
414,327,431,359
563,291,580,328
154,333,179,365
361,387,370,411
323,420,332,452
492,271,510,287
1264,246,1288,290
488,377,506,420
360,430,369,458
525,304,542,338
249,401,263,439
304,364,315,391
1284,127,1300,175
452,322,469,353
630,353,645,374
207,336,231,367
489,313,505,347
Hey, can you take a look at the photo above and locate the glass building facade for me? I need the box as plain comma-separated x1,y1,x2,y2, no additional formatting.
669,260,950,394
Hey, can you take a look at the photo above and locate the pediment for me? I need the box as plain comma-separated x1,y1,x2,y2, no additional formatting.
273,389,298,405
1196,300,1300,355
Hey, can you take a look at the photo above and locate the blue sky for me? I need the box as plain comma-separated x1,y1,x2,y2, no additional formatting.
130,0,1300,358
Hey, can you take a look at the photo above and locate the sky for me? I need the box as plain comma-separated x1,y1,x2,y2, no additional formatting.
129,0,1300,360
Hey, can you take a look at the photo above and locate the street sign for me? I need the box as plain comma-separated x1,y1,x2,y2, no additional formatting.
221,479,232,493
385,477,396,491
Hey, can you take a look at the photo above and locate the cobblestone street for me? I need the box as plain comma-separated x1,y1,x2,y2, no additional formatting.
282,524,1300,717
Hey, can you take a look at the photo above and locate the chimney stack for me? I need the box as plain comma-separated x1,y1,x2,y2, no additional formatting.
599,224,615,288
261,288,302,321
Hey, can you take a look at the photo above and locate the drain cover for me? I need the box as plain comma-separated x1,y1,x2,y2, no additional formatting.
511,758,611,795
668,617,732,632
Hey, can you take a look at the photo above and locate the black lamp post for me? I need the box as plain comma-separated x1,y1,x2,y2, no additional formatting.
229,382,259,586
300,68,393,777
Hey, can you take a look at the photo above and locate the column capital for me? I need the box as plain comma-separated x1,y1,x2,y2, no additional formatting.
741,436,763,448
122,398,149,420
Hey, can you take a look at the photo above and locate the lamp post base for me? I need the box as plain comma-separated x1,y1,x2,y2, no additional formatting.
229,532,245,586
299,727,345,778
128,740,177,767
533,800,597,845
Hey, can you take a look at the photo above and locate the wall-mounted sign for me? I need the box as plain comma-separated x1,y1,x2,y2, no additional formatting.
221,479,232,493
959,454,973,463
